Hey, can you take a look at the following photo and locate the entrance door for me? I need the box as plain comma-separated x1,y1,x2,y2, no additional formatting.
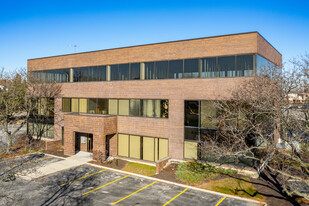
87,134,93,152
106,135,113,158
75,133,81,152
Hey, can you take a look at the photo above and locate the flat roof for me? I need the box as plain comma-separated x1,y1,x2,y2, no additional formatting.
28,31,281,61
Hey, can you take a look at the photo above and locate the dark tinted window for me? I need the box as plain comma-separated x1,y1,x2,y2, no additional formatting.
88,67,95,81
73,68,79,82
80,67,89,82
97,99,108,114
184,59,199,78
169,60,183,79
97,66,106,81
110,65,119,81
130,99,141,116
184,127,199,141
218,56,235,77
130,63,140,80
237,55,254,77
201,58,217,78
119,64,129,80
145,62,155,80
155,61,168,79
185,101,199,127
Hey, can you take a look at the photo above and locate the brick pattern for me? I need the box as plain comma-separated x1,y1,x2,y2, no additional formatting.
54,97,64,141
44,140,62,151
28,32,280,71
63,114,117,156
257,35,282,66
60,77,252,159
156,156,171,174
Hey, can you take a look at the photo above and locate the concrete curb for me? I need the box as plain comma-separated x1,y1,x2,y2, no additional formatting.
45,153,67,160
86,162,266,206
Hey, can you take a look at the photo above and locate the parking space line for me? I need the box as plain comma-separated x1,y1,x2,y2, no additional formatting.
163,188,188,206
59,169,106,187
112,181,157,205
82,174,130,196
215,196,226,206
6,156,53,168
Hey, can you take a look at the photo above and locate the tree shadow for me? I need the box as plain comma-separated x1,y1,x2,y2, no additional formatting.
39,166,101,206
224,170,302,206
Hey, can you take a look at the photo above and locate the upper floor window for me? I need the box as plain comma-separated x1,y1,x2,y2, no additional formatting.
62,98,169,118
32,54,264,83
218,56,235,78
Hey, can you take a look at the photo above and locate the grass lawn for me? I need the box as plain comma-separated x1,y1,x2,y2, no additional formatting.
200,177,264,200
175,161,236,185
122,162,156,176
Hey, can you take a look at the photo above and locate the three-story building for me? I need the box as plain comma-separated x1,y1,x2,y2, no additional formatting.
27,32,281,162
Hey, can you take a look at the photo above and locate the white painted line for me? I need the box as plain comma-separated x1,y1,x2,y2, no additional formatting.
86,162,266,206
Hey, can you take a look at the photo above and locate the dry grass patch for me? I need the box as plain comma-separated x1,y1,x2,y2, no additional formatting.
200,177,264,200
122,162,156,176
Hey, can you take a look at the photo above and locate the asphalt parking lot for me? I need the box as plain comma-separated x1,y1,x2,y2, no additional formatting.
0,155,263,206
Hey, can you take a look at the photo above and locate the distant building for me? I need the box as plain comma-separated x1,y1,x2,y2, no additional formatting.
27,31,282,161
288,93,309,104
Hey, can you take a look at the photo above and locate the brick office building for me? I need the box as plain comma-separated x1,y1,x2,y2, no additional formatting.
27,32,281,162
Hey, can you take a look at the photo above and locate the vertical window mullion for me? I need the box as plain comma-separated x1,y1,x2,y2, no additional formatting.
216,57,218,78
235,56,237,77
153,137,155,162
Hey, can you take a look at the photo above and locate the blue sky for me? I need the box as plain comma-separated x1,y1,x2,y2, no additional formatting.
0,0,308,71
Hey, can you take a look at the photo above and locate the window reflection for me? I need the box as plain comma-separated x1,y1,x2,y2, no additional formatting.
169,60,183,79
218,56,235,78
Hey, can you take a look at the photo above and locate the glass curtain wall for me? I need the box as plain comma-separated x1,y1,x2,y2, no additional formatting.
32,54,260,83
237,55,254,77
145,62,155,80
169,60,183,79
201,58,216,78
218,56,235,78
184,100,218,160
119,64,129,80
110,65,119,81
130,63,140,80
155,61,168,79
184,59,199,78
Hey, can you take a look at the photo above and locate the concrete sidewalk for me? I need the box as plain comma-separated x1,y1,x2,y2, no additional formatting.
19,151,92,180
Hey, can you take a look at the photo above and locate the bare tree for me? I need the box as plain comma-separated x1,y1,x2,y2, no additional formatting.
200,56,309,199
0,68,61,153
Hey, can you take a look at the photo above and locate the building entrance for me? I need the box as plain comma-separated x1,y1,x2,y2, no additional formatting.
75,132,93,153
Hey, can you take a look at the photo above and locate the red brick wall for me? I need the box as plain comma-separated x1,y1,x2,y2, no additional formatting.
45,140,62,151
28,32,281,72
257,34,282,66
59,77,252,159
63,114,117,156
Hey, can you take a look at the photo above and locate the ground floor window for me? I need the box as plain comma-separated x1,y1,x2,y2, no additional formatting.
61,127,64,146
184,141,198,160
117,134,168,162
28,122,54,138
